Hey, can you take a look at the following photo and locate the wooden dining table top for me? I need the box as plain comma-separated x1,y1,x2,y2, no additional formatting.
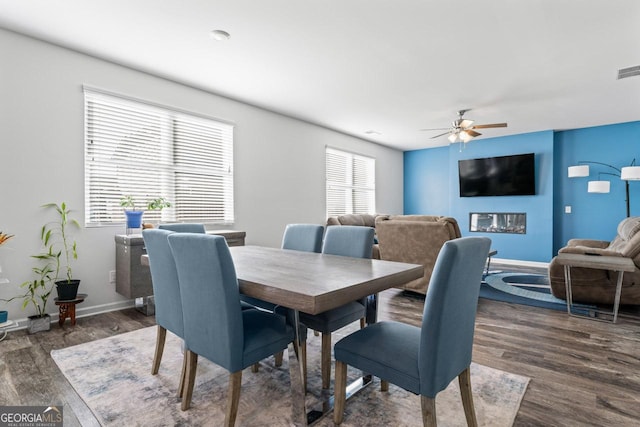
142,244,423,315
229,245,423,315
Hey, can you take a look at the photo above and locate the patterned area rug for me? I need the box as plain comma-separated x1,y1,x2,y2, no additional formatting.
481,272,600,313
51,325,529,426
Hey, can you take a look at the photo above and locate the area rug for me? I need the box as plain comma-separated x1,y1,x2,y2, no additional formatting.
482,273,595,313
51,325,529,426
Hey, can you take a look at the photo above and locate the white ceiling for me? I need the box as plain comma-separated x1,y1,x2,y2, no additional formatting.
1,0,639,151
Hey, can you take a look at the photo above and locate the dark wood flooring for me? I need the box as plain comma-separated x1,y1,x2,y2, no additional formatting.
1,263,639,426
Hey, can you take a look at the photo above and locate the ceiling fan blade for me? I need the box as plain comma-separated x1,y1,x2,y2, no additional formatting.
466,130,482,137
471,123,507,129
419,127,450,131
430,131,452,139
459,119,474,128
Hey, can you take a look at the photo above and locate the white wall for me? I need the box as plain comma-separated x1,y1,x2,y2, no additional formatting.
0,28,404,323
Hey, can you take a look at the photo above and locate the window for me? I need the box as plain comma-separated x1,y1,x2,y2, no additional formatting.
326,147,375,217
84,87,234,226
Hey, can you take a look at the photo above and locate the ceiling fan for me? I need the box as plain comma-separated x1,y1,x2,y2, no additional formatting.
422,109,507,144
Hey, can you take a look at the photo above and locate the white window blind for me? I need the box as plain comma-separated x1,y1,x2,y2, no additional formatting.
326,147,376,217
84,88,234,226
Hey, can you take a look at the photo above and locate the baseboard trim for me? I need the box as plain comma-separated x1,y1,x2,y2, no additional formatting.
492,258,549,269
6,300,136,331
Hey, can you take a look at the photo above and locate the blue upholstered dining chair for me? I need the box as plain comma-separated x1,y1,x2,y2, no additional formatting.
299,225,375,389
332,236,491,426
282,223,324,253
240,223,324,312
158,223,206,233
142,229,188,396
240,224,323,381
168,233,295,425
156,222,256,312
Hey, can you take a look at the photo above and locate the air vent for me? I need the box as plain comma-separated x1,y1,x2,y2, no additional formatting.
617,65,640,80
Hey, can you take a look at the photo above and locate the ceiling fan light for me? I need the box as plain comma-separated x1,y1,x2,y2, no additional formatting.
587,180,610,193
448,133,458,143
459,130,473,142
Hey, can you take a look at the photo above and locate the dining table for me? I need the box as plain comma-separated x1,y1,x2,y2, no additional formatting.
142,244,424,426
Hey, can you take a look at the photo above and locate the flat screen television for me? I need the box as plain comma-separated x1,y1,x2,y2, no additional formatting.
458,153,535,197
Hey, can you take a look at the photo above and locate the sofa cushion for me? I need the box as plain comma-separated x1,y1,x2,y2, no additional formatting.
326,213,385,227
608,217,640,257
618,217,640,241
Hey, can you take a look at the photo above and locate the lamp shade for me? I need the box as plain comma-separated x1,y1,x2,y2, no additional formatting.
568,165,589,178
459,130,473,143
621,166,640,181
588,180,611,193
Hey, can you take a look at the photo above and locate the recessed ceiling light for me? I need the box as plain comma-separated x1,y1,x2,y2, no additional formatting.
210,30,230,41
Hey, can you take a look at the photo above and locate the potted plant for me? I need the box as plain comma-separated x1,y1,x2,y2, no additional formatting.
143,197,171,228
120,195,144,229
40,202,81,301
0,205,78,333
0,231,14,324
18,252,56,333
120,195,171,229
146,197,172,212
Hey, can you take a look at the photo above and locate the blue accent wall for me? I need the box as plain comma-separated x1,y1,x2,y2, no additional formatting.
404,121,640,262
404,146,450,215
554,122,640,253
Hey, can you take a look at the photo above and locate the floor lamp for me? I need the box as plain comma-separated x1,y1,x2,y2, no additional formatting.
568,160,640,217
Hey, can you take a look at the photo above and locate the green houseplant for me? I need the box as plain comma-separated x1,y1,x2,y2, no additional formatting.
42,202,81,301
146,197,171,212
0,231,14,324
1,203,80,333
120,195,171,229
34,202,80,300
120,195,144,229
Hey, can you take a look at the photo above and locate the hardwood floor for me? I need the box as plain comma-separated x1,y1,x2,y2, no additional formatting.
2,267,639,426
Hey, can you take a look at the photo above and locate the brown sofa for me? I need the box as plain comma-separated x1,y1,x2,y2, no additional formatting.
548,216,640,305
375,215,461,295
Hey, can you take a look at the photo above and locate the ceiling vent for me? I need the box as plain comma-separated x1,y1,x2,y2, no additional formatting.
617,65,640,80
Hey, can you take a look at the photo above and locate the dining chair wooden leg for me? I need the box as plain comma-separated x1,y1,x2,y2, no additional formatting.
458,367,478,427
360,317,366,329
333,360,348,425
152,325,167,375
225,370,243,427
380,379,389,392
274,350,284,367
321,332,332,389
251,363,259,373
421,395,437,427
178,349,188,398
181,350,198,411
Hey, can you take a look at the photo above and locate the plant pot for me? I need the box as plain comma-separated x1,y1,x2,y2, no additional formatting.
56,279,81,301
28,314,51,334
125,210,144,229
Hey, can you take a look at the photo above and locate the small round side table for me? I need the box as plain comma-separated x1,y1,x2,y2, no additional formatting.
54,293,87,326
